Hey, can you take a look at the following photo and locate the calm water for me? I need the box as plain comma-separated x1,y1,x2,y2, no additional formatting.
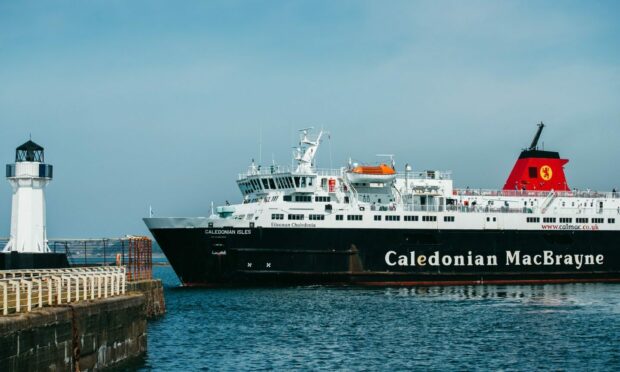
131,266,619,371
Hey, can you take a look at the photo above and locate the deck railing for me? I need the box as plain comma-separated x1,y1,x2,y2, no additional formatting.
0,267,126,315
454,189,620,199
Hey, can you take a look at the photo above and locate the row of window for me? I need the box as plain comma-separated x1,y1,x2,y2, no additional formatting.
281,195,332,203
529,217,615,224
274,213,616,225
271,214,452,222
239,176,315,195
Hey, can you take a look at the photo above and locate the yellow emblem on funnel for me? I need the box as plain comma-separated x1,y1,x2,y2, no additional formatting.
540,165,553,181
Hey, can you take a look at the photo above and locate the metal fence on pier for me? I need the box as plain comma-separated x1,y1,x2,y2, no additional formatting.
0,236,153,281
0,267,126,315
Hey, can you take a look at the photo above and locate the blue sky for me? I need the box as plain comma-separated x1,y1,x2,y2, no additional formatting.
1,0,619,237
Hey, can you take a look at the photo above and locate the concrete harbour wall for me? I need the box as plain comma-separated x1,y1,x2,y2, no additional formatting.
0,294,146,371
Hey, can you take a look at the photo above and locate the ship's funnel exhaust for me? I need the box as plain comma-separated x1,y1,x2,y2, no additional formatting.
503,123,570,192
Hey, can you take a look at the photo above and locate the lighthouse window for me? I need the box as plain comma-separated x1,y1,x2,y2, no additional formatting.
386,215,400,221
404,216,418,221
271,214,284,220
529,167,538,178
288,214,304,220
347,215,363,221
444,216,455,222
608,218,615,224
559,218,572,223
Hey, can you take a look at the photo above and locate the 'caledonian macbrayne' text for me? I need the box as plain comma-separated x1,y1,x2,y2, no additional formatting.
385,250,604,270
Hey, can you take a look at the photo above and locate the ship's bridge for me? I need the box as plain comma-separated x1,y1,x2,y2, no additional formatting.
237,166,343,197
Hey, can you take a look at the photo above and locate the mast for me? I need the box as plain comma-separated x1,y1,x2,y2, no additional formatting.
294,128,323,173
528,122,545,150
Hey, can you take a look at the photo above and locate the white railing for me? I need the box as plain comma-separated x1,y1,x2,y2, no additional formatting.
396,170,452,181
0,267,126,315
238,167,343,180
454,189,619,199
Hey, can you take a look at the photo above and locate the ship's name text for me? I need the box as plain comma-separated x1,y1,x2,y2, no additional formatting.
385,250,604,270
205,229,251,235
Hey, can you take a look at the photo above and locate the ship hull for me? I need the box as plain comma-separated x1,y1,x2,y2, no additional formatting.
149,227,620,287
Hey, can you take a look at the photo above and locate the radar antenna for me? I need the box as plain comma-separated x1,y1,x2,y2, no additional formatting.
528,122,545,150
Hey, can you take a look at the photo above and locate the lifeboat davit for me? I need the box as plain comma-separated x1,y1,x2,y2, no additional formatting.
346,163,397,184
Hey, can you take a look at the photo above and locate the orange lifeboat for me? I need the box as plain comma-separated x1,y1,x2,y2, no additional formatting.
347,163,396,184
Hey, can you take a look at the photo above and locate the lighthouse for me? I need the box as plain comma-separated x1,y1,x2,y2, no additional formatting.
3,140,53,253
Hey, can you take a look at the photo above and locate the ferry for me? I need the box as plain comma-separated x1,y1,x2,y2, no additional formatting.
144,124,620,286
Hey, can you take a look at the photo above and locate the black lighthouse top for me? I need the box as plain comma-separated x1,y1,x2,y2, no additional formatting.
16,140,44,162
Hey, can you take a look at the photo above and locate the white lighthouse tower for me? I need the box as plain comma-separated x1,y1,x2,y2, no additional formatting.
3,140,53,253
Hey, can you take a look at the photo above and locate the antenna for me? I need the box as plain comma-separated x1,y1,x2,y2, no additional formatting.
259,127,262,165
528,122,545,150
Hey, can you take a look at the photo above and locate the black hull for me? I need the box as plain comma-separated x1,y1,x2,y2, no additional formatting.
149,227,620,287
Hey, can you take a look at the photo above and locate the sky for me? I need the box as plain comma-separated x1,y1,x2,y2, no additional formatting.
1,0,619,238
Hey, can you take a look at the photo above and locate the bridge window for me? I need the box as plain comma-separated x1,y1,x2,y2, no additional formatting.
294,177,300,187
269,179,276,189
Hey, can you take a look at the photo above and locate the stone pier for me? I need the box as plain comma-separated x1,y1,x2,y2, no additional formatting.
0,294,146,371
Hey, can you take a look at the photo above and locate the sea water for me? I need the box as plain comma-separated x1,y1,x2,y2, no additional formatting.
130,266,619,371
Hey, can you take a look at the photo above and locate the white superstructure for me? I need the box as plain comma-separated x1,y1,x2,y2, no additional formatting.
146,128,620,234
3,140,54,253
184,128,620,233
